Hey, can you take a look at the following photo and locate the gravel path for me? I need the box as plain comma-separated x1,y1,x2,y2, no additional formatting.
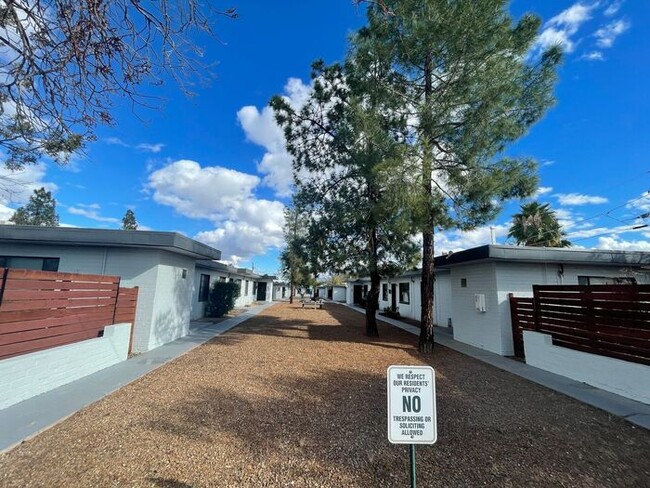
1,302,649,487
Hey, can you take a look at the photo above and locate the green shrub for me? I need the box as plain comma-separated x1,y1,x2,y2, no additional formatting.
206,281,240,318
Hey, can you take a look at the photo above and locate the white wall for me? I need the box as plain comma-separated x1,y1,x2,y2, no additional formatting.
144,251,196,351
524,331,650,404
0,323,131,410
434,272,452,327
449,262,504,354
332,286,347,302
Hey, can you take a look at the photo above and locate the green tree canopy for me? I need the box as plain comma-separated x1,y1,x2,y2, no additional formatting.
9,187,59,226
121,209,138,230
357,0,562,351
508,202,571,247
272,58,419,336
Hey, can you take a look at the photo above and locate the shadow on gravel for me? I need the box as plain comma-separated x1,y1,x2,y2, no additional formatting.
147,478,193,488
145,368,402,485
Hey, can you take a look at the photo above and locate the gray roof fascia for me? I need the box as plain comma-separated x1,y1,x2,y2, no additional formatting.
437,244,650,268
0,225,221,260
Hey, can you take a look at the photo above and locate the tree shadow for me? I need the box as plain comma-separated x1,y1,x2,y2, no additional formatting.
147,478,194,488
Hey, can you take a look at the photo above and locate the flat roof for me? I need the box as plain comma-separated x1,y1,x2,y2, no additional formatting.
0,225,221,260
196,259,276,280
436,244,650,268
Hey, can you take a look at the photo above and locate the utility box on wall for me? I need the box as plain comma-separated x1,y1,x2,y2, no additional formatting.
474,293,486,313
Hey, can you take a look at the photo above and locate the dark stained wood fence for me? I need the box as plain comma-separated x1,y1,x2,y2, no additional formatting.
508,294,535,358
114,286,139,354
510,285,650,366
0,268,139,360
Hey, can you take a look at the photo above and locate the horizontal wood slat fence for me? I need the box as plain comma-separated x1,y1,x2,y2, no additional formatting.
0,268,138,360
510,285,650,366
508,295,535,359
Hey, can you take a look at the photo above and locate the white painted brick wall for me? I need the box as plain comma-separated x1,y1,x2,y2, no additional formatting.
0,323,131,410
524,331,650,404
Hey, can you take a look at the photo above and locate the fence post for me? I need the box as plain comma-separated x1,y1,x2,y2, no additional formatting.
0,268,9,307
112,276,121,325
532,285,541,332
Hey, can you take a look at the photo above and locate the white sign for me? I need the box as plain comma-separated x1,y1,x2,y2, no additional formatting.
387,365,437,444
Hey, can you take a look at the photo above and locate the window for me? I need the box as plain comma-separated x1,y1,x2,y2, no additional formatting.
461,278,467,288
399,282,410,304
198,274,210,302
220,276,227,282
382,283,388,301
253,282,258,294
181,269,188,279
0,256,60,271
245,280,249,295
578,276,637,285
362,284,368,298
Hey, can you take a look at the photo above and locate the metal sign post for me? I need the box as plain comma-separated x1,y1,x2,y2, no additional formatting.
387,365,437,487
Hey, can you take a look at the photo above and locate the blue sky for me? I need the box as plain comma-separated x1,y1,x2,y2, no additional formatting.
1,0,648,275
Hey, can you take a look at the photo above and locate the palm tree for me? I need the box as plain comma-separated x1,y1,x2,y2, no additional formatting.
508,202,571,247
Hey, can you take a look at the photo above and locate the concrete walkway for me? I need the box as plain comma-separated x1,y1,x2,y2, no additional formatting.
342,303,650,431
0,303,274,453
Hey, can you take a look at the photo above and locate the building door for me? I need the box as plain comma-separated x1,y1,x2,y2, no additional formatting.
256,282,267,301
353,285,363,304
391,284,397,312
327,287,333,300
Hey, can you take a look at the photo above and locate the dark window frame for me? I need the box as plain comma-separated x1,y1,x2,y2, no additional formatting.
0,256,60,272
399,282,410,304
198,274,210,302
382,283,388,301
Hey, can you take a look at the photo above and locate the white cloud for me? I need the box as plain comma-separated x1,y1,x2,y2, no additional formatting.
533,2,596,54
146,159,286,262
67,204,120,224
194,201,285,264
105,138,165,154
626,191,650,213
147,160,260,220
594,19,630,48
136,143,165,154
534,186,553,197
105,137,130,147
604,1,623,17
0,164,58,219
556,193,608,205
237,77,312,198
595,236,650,251
434,224,510,253
582,51,604,61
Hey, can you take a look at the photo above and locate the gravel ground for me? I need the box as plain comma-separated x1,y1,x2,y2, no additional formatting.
1,302,649,487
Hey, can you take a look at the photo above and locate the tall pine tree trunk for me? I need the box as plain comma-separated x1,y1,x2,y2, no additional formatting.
419,53,435,353
289,282,294,304
365,226,380,337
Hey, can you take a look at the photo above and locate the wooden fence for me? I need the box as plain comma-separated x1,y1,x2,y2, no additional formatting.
510,285,650,366
508,294,535,359
0,268,138,360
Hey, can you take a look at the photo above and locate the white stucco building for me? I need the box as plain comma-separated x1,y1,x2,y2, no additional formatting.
191,260,275,320
347,245,650,356
0,225,222,353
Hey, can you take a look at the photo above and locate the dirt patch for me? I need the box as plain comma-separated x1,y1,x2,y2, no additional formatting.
1,302,649,487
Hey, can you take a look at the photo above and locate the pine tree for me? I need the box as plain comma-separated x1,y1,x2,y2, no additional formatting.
272,59,419,336
121,209,138,230
358,0,561,352
9,187,59,226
